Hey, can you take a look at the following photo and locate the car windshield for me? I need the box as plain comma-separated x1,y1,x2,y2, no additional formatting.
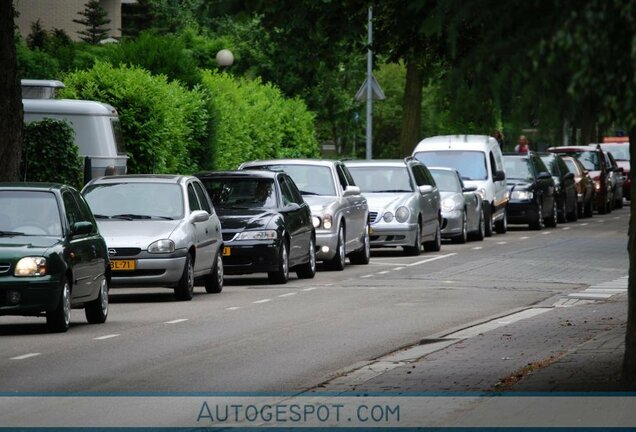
563,158,579,175
413,150,488,181
249,164,336,196
0,191,62,236
429,170,462,193
83,182,184,220
540,156,559,176
601,145,630,161
569,151,601,171
347,166,413,193
201,178,277,209
504,157,534,181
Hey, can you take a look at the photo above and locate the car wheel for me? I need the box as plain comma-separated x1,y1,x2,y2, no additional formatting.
494,207,507,234
615,195,624,209
349,225,370,265
567,198,579,222
47,280,71,333
470,208,486,241
269,241,289,284
453,212,468,244
584,198,594,218
326,225,346,271
175,253,194,301
530,201,544,230
483,204,493,237
545,198,558,228
404,222,422,255
205,251,224,293
557,197,567,223
296,236,317,278
85,276,109,324
423,221,441,252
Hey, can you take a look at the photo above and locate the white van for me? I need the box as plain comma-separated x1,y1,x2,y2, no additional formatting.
412,134,508,236
22,80,128,182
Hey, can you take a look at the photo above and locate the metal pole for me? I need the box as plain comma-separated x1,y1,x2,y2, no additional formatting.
365,6,373,160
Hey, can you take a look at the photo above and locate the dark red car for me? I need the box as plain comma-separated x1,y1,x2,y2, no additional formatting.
599,142,630,201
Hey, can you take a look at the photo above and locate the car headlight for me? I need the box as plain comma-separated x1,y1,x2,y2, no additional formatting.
510,190,533,200
441,197,462,212
383,212,394,223
312,216,321,228
236,230,278,240
594,180,601,190
148,239,175,254
15,257,47,277
323,215,333,229
395,206,410,223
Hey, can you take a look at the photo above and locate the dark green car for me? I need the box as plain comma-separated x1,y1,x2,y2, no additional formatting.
0,183,110,332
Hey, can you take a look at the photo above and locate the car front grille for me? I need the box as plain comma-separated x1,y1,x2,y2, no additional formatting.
108,248,141,257
0,263,10,274
368,211,378,223
222,232,237,242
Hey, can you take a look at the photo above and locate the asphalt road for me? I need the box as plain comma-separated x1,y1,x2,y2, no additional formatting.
0,207,628,394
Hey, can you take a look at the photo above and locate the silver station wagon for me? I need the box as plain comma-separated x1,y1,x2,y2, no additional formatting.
240,159,370,270
345,158,442,255
82,175,224,300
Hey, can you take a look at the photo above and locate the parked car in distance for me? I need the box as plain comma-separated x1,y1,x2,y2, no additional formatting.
345,158,442,254
0,183,110,332
412,134,508,236
82,175,224,301
504,152,557,230
561,155,595,218
603,150,625,209
239,159,369,269
599,141,630,201
538,152,578,222
548,146,612,214
429,167,485,243
195,170,316,284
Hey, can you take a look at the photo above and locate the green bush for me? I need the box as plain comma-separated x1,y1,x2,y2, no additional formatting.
201,71,319,170
16,41,60,79
21,119,83,188
60,62,209,174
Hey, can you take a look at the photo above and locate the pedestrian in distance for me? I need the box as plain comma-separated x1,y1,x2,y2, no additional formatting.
515,135,530,154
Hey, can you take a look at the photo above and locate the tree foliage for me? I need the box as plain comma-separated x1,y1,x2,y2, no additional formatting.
73,0,111,44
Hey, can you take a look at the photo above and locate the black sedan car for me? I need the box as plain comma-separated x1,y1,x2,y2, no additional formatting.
196,170,316,284
0,183,110,332
539,152,578,222
504,152,557,230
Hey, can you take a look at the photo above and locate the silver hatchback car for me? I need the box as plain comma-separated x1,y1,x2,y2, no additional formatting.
82,175,224,301
239,159,370,270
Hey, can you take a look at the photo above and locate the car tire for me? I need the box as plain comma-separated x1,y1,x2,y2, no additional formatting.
175,253,194,301
494,207,507,234
349,226,370,265
326,225,346,271
567,198,578,222
584,198,594,218
530,201,544,230
483,204,493,237
204,251,224,293
46,280,71,333
296,236,317,279
269,241,289,284
615,196,624,209
545,198,558,228
85,277,109,324
404,222,422,255
470,208,486,241
557,197,567,223
452,212,468,244
423,222,441,252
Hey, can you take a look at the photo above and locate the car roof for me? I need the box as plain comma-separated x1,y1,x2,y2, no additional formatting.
344,159,408,168
414,134,499,151
0,182,67,191
242,159,338,168
87,174,191,185
427,166,457,173
196,170,279,179
547,146,599,152
23,98,117,116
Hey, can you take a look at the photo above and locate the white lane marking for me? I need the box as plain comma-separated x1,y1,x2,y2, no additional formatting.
406,253,456,267
226,307,241,311
561,227,571,230
278,292,297,298
443,280,454,284
164,319,188,324
579,223,589,226
323,283,334,287
302,287,317,292
497,241,507,245
253,299,272,304
614,217,621,220
472,246,483,250
542,231,551,235
370,261,412,266
94,334,120,340
360,274,374,278
10,353,40,360
393,267,405,271
377,270,390,275
520,236,529,240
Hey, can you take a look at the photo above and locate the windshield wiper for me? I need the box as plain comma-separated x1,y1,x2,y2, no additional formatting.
299,190,320,196
0,230,26,237
93,214,110,219
372,189,412,193
150,215,175,220
111,214,152,220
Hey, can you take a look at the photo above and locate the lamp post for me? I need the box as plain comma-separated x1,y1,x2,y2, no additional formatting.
216,49,234,69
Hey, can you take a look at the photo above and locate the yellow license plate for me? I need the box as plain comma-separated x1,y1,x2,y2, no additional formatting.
369,227,374,235
222,247,231,256
111,259,136,271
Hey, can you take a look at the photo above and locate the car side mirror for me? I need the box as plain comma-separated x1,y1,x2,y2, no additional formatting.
343,185,361,196
564,172,575,180
419,185,434,194
72,221,93,236
189,210,210,224
493,170,505,182
616,167,625,174
538,171,552,180
462,185,477,192
281,203,301,213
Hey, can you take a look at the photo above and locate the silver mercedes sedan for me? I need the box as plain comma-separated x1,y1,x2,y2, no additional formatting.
239,159,370,270
429,167,485,243
82,175,224,301
345,159,442,255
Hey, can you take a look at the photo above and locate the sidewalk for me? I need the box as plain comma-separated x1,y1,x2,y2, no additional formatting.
316,293,628,394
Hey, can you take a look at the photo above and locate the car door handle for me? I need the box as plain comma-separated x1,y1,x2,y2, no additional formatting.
91,245,97,258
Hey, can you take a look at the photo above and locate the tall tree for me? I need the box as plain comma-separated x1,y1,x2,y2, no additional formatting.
73,0,111,44
0,1,23,182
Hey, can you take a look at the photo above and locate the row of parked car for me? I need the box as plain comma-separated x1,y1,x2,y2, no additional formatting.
0,135,629,332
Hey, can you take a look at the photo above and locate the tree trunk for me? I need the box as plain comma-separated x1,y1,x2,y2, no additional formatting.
0,1,23,182
622,124,636,388
399,59,423,157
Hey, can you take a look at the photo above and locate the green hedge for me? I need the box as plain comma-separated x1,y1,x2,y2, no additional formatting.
60,62,209,174
201,71,319,170
21,119,83,188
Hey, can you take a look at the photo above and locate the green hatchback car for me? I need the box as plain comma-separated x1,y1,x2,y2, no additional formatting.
0,183,110,332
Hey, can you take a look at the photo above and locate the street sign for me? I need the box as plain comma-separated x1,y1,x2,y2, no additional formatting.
355,74,386,101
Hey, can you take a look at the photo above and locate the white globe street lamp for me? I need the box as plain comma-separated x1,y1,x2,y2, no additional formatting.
216,49,234,69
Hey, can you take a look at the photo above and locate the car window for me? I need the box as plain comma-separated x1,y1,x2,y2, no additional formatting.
248,164,336,196
72,190,98,232
336,164,349,190
420,164,437,186
601,145,630,161
411,165,427,187
564,158,578,175
201,177,278,209
192,181,212,213
0,190,63,236
569,151,601,171
342,165,357,186
279,177,297,206
63,191,85,229
535,157,550,174
430,169,462,192
540,156,559,176
556,157,569,176
347,166,414,193
188,184,202,212
489,151,497,177
504,157,533,181
414,150,488,181
281,174,304,204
